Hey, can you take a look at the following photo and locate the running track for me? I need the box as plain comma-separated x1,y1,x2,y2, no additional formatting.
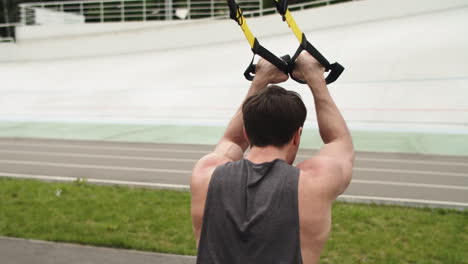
0,138,467,210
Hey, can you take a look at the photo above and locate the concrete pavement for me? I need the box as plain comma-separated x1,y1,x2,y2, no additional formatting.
0,236,196,264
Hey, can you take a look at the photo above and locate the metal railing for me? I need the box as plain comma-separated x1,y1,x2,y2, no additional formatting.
0,23,19,42
243,0,355,17
0,37,15,43
18,0,356,25
18,0,261,25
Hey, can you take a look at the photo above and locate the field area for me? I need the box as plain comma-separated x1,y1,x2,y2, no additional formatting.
0,178,466,263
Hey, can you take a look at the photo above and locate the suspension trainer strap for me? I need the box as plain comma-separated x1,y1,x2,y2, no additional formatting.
227,0,289,81
274,0,344,84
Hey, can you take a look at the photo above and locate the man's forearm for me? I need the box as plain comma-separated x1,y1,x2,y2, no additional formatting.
306,76,351,146
220,77,269,152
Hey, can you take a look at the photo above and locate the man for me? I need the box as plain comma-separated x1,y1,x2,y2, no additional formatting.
191,52,354,264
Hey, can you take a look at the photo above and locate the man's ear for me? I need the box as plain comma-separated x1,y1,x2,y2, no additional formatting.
293,127,303,146
242,126,250,145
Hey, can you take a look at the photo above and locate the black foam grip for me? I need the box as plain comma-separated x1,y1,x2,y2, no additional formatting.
243,54,292,82
289,35,344,84
244,63,256,81
288,45,307,84
290,62,344,85
280,54,291,65
302,34,331,69
253,40,290,74
324,62,344,84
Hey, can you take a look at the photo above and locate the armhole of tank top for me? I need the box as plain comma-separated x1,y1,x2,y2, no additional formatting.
294,166,304,263
198,164,224,247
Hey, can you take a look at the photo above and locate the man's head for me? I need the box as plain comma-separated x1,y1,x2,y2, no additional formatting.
242,85,307,159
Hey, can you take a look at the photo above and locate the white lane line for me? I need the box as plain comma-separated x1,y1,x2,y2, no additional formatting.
0,149,196,163
337,195,468,210
0,160,191,174
355,157,468,167
0,158,467,179
1,141,466,166
351,179,468,190
3,149,468,167
1,149,468,176
0,173,190,190
296,154,468,167
0,142,210,154
353,167,468,177
0,173,465,209
0,160,467,190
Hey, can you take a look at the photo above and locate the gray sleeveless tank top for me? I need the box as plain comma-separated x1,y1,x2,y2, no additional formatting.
196,158,302,264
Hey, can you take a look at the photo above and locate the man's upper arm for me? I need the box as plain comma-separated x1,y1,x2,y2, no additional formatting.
190,139,244,244
318,135,354,192
297,157,344,200
297,144,353,199
213,138,245,162
191,138,244,198
191,139,244,196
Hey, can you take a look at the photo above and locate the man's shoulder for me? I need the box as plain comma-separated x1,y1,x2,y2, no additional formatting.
191,153,233,189
297,156,341,177
194,153,233,172
297,156,343,199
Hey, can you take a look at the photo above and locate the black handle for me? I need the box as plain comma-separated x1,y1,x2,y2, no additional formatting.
324,62,345,84
289,34,344,84
289,59,344,85
253,39,290,75
244,63,256,81
243,54,292,81
242,38,291,81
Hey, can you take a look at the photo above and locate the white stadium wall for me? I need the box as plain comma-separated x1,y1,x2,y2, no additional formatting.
0,0,467,134
1,0,467,62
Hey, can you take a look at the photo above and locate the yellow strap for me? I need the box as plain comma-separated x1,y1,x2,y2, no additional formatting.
283,10,303,43
236,8,256,48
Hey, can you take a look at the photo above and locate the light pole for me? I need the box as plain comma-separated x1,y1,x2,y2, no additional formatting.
165,0,172,20
2,0,11,38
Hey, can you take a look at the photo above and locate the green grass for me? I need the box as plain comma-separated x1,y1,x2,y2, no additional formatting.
324,203,467,264
0,178,196,255
0,178,467,263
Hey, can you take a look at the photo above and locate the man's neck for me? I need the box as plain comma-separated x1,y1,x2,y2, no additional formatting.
246,145,289,164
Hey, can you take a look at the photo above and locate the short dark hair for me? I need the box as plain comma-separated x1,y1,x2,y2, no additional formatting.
242,85,307,147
